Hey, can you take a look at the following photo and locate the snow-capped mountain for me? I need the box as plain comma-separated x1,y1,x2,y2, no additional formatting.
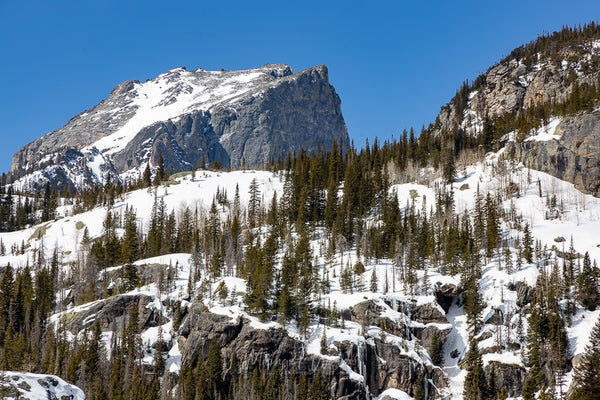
11,64,348,189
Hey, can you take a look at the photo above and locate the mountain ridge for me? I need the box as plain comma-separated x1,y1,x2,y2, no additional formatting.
11,63,348,189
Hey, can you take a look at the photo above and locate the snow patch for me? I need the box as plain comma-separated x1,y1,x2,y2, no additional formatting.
0,372,85,400
375,388,414,400
525,117,562,142
84,66,289,155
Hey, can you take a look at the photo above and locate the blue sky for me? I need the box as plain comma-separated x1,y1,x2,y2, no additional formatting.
1,0,599,173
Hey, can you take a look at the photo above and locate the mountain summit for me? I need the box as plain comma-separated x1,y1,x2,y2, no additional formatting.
11,64,349,188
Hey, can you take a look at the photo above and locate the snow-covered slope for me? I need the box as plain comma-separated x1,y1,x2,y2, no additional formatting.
0,170,283,268
85,65,292,156
0,372,85,400
3,152,600,399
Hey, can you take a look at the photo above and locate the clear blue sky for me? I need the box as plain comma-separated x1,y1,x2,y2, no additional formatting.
1,0,599,173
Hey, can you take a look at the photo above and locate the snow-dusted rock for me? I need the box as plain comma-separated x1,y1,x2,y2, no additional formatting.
0,372,85,400
505,112,600,197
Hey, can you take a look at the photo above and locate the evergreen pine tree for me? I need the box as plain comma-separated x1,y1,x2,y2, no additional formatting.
297,373,309,400
143,163,152,188
85,320,102,379
206,338,223,397
0,263,14,342
463,339,488,400
578,252,599,310
504,246,513,274
195,358,209,400
429,329,443,366
488,365,498,400
121,206,139,263
443,148,457,184
413,372,426,400
309,371,331,400
264,364,281,400
370,267,378,292
41,183,56,222
153,152,165,186
248,178,261,229
523,223,534,263
484,193,499,258
571,316,600,399
320,329,328,355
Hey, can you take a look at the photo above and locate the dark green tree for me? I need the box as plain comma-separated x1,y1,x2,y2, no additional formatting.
523,223,534,264
571,316,600,399
143,163,152,188
484,193,499,258
578,252,599,310
248,178,261,229
429,329,443,366
153,152,165,186
0,263,14,342
463,339,488,400
443,148,457,184
310,371,331,400
205,338,223,398
121,206,139,264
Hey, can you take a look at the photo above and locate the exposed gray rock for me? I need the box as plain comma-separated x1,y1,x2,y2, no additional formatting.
412,303,447,324
434,43,600,136
504,112,600,197
416,324,451,352
347,300,408,338
345,299,451,348
434,283,460,313
485,361,527,398
176,300,446,400
112,110,229,173
179,302,366,400
60,293,158,333
214,64,347,169
484,308,505,325
572,352,586,371
336,340,445,398
428,39,600,198
507,281,533,307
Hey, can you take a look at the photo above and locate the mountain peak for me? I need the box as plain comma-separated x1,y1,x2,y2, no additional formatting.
11,63,347,189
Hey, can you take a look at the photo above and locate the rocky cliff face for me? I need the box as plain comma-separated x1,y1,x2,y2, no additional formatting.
431,37,600,196
504,113,600,196
434,40,600,136
173,298,449,400
11,64,348,188
57,288,456,400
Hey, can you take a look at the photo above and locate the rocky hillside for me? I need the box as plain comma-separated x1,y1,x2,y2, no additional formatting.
504,114,600,197
432,24,600,196
3,158,599,400
11,64,348,189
